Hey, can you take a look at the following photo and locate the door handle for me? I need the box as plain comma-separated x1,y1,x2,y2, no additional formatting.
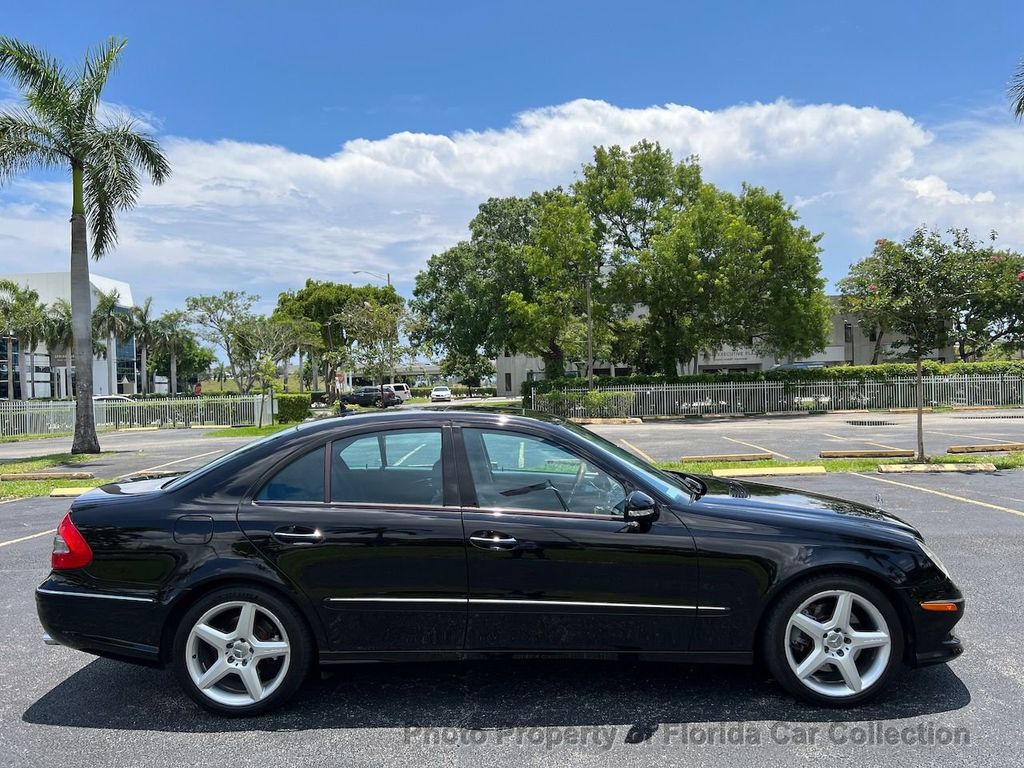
469,532,518,551
272,527,324,545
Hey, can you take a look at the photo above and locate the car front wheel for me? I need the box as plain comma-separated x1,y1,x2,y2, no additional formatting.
763,574,903,707
172,586,312,716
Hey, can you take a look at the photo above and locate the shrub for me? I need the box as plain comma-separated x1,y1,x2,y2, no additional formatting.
276,393,312,423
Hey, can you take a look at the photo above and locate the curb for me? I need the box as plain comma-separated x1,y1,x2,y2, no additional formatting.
49,487,97,497
711,466,827,478
0,471,94,481
680,453,771,463
947,444,1024,454
819,450,915,459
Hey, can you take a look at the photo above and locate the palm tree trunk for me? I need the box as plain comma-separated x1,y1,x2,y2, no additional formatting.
170,348,178,396
140,345,148,395
107,329,115,395
70,173,101,453
298,347,304,393
28,345,35,399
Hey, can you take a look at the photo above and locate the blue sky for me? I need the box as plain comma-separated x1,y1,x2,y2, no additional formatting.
2,1,1024,312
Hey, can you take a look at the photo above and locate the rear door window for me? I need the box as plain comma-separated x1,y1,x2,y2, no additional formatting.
331,429,444,505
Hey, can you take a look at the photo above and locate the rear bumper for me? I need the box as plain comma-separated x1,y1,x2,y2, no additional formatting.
36,580,164,666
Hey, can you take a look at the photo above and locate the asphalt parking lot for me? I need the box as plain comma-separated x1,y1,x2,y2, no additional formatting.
1,415,1023,767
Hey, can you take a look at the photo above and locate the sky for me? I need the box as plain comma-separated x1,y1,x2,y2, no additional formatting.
2,0,1024,314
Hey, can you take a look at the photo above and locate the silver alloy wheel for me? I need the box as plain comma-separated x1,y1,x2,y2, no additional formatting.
784,589,891,698
185,600,291,707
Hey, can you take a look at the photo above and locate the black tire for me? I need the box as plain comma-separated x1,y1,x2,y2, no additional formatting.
172,586,313,716
374,398,384,408
762,574,903,707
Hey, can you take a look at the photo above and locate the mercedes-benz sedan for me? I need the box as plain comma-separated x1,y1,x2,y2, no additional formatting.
37,410,964,716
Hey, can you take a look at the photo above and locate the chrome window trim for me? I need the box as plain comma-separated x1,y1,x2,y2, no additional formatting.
464,505,622,521
36,587,156,604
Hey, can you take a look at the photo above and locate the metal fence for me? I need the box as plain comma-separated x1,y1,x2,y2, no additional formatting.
0,395,274,438
530,374,1024,418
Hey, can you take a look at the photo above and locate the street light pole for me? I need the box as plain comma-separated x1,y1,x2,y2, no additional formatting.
352,269,391,287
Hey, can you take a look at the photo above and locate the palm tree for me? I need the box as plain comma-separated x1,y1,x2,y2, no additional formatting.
0,279,21,399
92,289,132,396
133,297,155,395
43,299,74,398
1011,58,1024,118
0,37,170,452
20,292,47,399
154,311,188,396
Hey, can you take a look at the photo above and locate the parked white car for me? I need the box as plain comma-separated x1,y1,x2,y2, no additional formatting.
429,386,452,402
390,383,412,402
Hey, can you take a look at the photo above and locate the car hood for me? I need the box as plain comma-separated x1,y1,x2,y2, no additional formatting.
676,472,921,540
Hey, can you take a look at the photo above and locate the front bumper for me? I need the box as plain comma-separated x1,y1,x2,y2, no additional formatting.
902,585,966,668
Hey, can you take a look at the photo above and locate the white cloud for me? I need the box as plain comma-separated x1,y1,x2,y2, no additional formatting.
2,98,1024,313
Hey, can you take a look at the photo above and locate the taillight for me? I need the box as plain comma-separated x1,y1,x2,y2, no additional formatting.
52,513,92,570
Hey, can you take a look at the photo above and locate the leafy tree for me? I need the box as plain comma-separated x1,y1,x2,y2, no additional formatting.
185,291,257,391
0,280,45,399
0,37,169,452
839,228,964,461
231,314,298,394
946,241,1024,361
439,351,495,387
340,299,409,400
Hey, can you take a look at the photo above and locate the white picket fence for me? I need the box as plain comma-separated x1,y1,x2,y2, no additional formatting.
0,395,274,438
530,374,1024,418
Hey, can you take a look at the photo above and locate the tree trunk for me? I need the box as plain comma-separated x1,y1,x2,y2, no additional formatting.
540,341,565,379
5,337,12,399
870,329,884,365
915,356,925,463
170,348,178,396
140,345,148,395
107,329,115,395
70,182,101,453
282,356,290,392
298,348,305,393
28,345,35,399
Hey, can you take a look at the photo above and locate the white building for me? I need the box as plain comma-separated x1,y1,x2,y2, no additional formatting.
495,297,956,396
0,271,139,399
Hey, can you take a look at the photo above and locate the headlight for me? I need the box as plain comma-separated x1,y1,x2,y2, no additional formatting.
918,541,951,578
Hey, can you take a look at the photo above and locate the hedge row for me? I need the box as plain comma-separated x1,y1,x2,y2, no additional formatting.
523,360,1024,396
409,386,497,398
276,393,313,424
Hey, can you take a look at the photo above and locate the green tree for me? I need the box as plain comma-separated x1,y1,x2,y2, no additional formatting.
0,280,45,399
91,289,132,395
0,37,169,451
946,240,1024,361
341,299,409,400
42,299,74,397
439,351,495,387
1010,57,1024,118
152,311,191,395
839,228,964,461
185,291,258,391
132,297,157,395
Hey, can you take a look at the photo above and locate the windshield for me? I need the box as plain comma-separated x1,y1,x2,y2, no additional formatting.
562,421,698,504
162,426,299,490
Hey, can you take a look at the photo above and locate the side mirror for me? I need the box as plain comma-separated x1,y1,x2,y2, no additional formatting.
624,490,658,527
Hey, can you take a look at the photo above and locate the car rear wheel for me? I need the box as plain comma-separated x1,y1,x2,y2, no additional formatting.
172,586,311,716
763,574,903,707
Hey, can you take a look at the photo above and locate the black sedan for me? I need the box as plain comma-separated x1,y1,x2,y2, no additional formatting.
36,410,964,716
342,385,401,408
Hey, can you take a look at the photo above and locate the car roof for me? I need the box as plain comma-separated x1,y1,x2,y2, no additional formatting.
291,406,564,438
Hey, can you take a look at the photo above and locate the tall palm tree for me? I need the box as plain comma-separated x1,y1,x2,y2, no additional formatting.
153,310,188,396
92,289,131,396
133,296,155,395
0,37,170,451
43,299,74,398
0,279,20,399
1011,58,1024,118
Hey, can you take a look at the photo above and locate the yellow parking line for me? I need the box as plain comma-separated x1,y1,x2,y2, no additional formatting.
722,436,792,460
0,528,53,548
619,439,655,463
851,472,1024,518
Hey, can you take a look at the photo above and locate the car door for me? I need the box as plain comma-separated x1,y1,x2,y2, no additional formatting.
236,424,467,653
455,424,699,653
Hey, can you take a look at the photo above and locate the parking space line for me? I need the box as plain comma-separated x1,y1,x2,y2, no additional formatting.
0,529,53,548
823,432,903,451
619,439,655,463
851,472,1024,518
925,430,1011,444
721,436,792,460
120,449,223,479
